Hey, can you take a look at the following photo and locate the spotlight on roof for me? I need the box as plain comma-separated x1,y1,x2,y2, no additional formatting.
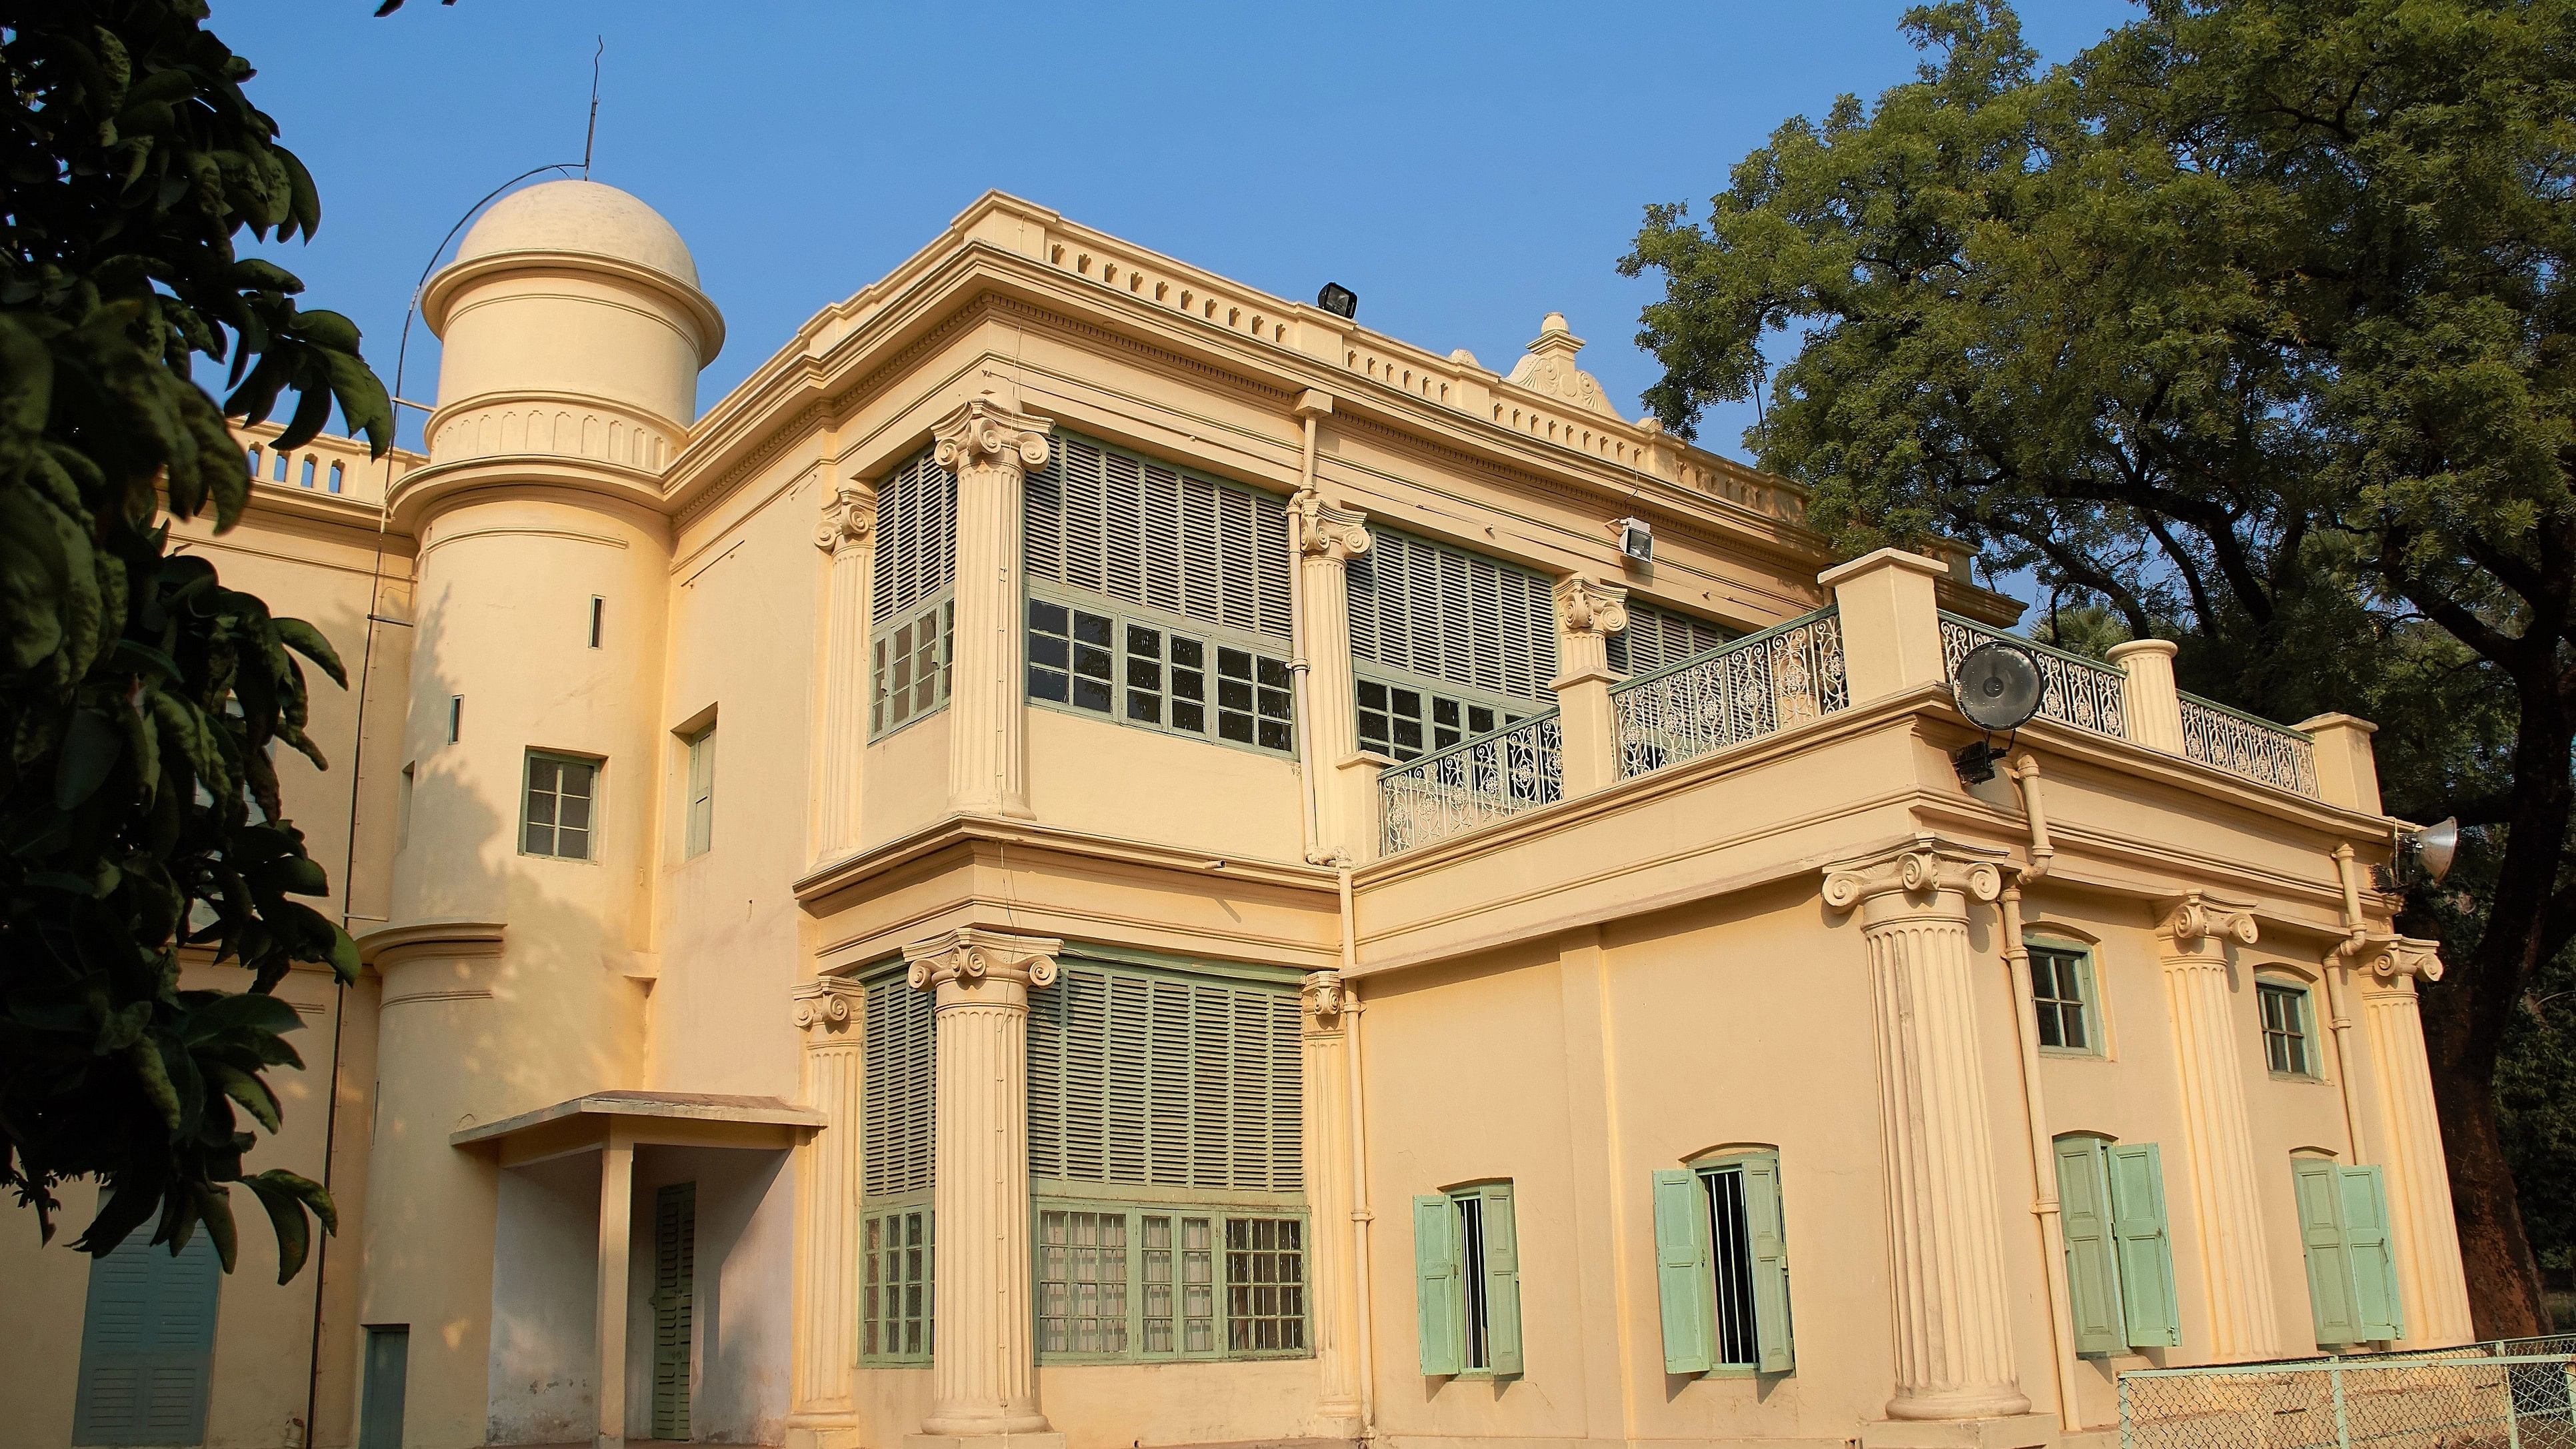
1317,283,1358,319
1949,640,2048,784
2405,817,2461,884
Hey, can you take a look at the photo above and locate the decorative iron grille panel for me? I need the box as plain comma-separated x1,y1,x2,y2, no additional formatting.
1025,433,1293,643
1347,525,1557,703
873,447,958,627
2119,1352,2576,1449
1610,607,1848,779
1937,613,2128,739
1608,597,1735,678
1378,711,1563,855
862,972,936,1196
2180,693,2321,798
1027,960,1303,1194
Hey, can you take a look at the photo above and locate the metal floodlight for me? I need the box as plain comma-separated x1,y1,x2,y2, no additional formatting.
1316,282,1358,319
2405,817,2461,883
1950,640,2048,784
1617,517,1654,564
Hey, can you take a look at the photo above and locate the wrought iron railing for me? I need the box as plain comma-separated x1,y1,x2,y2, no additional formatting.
2180,692,2321,799
1610,607,1850,780
1938,613,2129,740
1378,711,1563,856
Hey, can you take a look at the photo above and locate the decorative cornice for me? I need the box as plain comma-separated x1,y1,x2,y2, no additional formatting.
903,926,1065,992
2342,933,2445,982
932,387,1052,476
1301,970,1347,1026
1821,840,2005,914
1292,489,1372,562
1553,575,1631,638
814,481,873,553
789,978,869,1036
2160,890,2263,950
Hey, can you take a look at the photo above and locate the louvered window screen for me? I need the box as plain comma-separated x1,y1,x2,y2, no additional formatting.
1609,598,1735,677
1349,525,1559,703
1027,957,1303,1195
863,970,937,1198
873,447,957,626
1025,433,1293,641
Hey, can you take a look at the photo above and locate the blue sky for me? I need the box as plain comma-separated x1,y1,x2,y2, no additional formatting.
219,1,2135,459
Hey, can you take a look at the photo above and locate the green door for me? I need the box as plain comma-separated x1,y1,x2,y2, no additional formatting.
652,1183,696,1439
358,1326,408,1449
73,1232,222,1445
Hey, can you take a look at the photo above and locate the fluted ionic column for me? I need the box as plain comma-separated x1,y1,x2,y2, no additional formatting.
2352,938,2475,1345
904,929,1063,1449
1823,844,2029,1422
1292,491,1373,861
1551,576,1629,799
935,389,1051,820
814,483,874,859
2157,894,2284,1360
788,980,868,1428
1299,972,1363,1430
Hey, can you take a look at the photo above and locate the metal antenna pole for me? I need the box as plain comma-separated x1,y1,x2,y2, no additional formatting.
585,37,603,177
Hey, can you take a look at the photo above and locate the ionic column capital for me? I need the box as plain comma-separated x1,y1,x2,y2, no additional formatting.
1292,489,1373,562
2343,933,2445,986
932,388,1052,477
1553,574,1631,639
1301,970,1349,1030
788,978,869,1038
813,481,873,555
1823,840,2005,918
903,927,1065,995
2158,891,2261,956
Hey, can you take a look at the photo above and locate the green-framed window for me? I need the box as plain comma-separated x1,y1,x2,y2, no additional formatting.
2259,980,2315,1076
1025,590,1293,756
869,446,957,739
859,1200,932,1365
1651,1151,1793,1374
870,595,952,738
2029,942,2099,1054
1607,597,1735,677
521,750,598,860
1032,1200,1307,1361
681,724,715,858
1354,667,1536,762
2053,1135,2180,1354
1415,1181,1523,1378
2293,1158,2403,1347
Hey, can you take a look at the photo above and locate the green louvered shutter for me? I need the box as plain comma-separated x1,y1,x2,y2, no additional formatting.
1739,1151,1795,1373
1481,1184,1524,1376
2294,1158,2362,1346
1651,1170,1717,1374
2106,1144,2181,1348
652,1182,695,1438
2053,1138,2126,1356
357,1326,408,1449
73,1231,221,1446
1414,1195,1462,1376
2339,1166,2403,1342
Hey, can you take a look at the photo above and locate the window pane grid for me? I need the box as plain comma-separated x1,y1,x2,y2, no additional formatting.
871,593,953,737
1034,1205,1301,1362
1027,591,1293,756
1224,1216,1305,1352
2029,946,2091,1052
1356,670,1527,762
521,753,596,860
2261,983,2312,1075
859,1206,932,1364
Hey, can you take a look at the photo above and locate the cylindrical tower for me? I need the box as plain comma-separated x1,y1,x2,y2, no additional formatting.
362,180,723,1448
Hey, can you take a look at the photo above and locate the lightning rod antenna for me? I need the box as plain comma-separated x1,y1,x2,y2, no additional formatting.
584,37,603,177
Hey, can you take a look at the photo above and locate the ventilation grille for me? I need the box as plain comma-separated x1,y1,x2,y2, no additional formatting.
873,447,958,627
1348,525,1559,701
1029,960,1303,1194
862,972,936,1196
1609,597,1735,677
1025,433,1292,643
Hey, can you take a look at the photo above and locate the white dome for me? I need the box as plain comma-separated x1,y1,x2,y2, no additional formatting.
455,179,699,288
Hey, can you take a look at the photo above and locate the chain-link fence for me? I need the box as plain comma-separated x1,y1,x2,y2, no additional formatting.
2121,1354,2576,1449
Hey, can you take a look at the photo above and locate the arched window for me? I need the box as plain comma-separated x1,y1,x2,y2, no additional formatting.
1649,1147,1793,1374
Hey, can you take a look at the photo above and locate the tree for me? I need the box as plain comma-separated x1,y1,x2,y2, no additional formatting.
1625,0,2575,1333
1,0,392,1282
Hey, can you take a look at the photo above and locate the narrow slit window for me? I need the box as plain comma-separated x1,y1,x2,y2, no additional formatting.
447,695,463,744
327,461,345,494
588,597,604,649
683,725,715,858
301,455,316,489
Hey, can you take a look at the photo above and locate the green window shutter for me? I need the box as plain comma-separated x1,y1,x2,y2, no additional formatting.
2106,1144,2182,1348
357,1326,409,1449
2339,1166,2404,1342
652,1183,695,1438
2293,1158,2362,1346
1651,1170,1717,1374
74,1232,221,1446
1414,1195,1463,1376
2053,1138,2126,1356
1739,1150,1795,1373
1481,1184,1525,1377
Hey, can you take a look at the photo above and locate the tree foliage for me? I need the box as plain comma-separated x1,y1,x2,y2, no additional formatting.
1625,0,2576,1332
1,0,391,1281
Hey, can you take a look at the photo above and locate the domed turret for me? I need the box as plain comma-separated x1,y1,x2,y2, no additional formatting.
417,179,724,478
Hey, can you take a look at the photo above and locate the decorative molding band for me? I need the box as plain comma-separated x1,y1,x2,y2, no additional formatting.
1822,840,2005,914
789,978,870,1034
2161,890,2262,951
904,926,1067,992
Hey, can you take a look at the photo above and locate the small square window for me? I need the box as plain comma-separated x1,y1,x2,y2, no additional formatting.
2028,944,2097,1054
522,752,597,860
2260,982,2314,1076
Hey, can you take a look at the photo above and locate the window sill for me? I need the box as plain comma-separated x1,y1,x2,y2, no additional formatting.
2269,1070,2329,1084
867,701,950,745
2038,1046,2107,1061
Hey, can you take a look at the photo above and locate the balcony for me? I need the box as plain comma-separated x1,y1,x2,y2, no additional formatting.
1376,552,2330,859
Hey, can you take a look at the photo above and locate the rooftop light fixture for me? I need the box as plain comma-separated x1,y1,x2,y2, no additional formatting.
1950,640,2047,784
1317,283,1357,319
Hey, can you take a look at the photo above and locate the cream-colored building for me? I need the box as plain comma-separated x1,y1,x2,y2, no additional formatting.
2,181,2473,1449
